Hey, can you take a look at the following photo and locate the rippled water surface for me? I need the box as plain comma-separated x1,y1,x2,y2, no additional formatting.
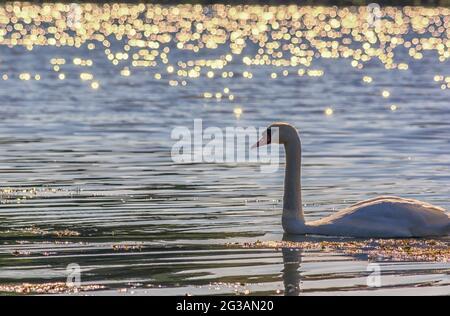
0,3,449,295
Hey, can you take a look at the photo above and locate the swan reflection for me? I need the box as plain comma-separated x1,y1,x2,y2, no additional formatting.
281,233,304,296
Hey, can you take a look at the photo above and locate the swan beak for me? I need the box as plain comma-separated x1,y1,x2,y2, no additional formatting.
252,137,266,149
253,128,272,149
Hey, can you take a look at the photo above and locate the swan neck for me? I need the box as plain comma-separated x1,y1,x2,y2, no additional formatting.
283,132,304,222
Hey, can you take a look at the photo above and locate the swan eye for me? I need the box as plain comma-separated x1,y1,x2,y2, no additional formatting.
267,128,272,144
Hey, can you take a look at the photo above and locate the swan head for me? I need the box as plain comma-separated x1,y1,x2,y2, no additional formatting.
253,122,299,148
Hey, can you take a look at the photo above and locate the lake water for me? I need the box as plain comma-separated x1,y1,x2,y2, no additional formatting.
0,4,449,295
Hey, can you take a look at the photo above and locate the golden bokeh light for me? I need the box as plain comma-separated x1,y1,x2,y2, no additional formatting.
0,3,447,104
325,107,334,116
233,107,243,118
91,81,99,90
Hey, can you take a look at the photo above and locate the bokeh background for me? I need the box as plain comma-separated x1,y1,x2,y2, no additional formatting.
0,2,449,295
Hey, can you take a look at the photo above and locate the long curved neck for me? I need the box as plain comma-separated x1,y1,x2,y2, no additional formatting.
282,132,304,222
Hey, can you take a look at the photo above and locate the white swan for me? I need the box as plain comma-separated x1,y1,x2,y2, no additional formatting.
254,122,450,238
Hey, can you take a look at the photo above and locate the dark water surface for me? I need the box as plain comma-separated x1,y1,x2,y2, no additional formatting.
0,4,449,295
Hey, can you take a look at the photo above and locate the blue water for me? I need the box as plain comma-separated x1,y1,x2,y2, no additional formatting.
0,4,449,295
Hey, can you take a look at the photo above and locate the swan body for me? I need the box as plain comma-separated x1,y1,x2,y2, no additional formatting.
255,123,450,238
283,196,449,237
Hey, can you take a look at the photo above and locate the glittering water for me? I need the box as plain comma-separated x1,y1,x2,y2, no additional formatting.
0,3,449,295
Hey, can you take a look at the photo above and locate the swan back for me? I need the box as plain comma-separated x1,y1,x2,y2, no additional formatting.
309,196,449,237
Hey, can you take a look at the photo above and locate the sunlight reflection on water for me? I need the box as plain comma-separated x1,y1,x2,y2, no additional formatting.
0,3,449,295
